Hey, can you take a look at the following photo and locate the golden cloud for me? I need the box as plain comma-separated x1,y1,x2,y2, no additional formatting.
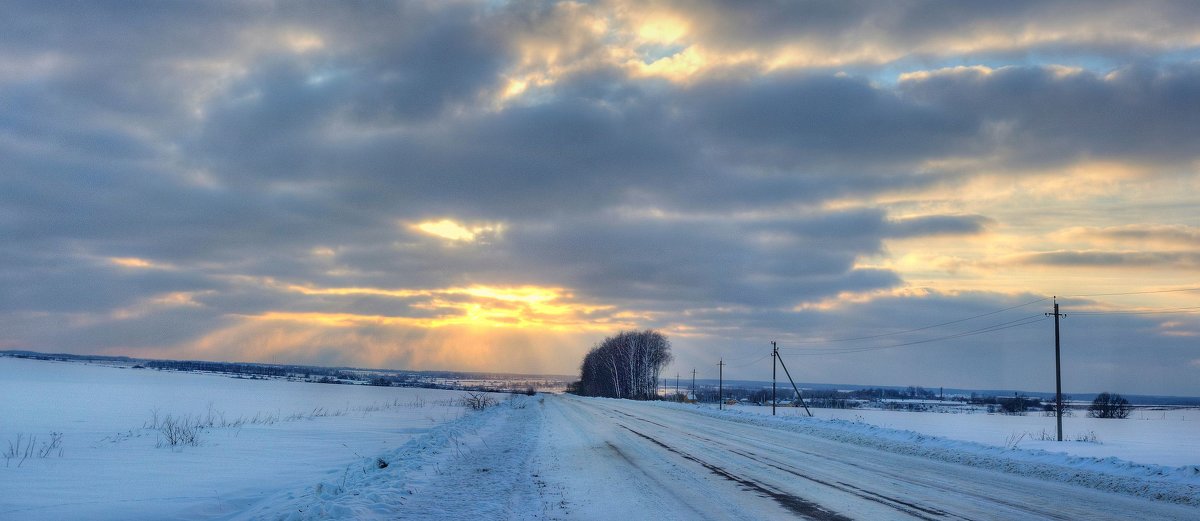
411,219,505,242
108,256,173,270
263,282,624,332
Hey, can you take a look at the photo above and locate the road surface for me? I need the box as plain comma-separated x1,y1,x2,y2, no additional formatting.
527,395,1198,521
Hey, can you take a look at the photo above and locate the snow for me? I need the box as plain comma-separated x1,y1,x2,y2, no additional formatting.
4,356,1199,520
727,403,1200,467
0,357,476,520
650,401,1200,503
230,395,544,520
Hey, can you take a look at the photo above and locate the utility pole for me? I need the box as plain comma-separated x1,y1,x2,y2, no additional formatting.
718,359,725,410
775,352,813,417
691,368,696,402
675,373,680,401
1047,297,1066,442
772,341,778,416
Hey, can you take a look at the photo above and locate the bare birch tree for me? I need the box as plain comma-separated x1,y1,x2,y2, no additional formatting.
576,330,672,399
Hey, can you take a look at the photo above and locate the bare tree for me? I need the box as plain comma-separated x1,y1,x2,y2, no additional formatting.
1087,392,1132,419
575,330,672,399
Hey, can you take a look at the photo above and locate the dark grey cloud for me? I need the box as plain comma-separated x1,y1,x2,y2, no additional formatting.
887,215,991,238
678,73,980,173
0,248,214,314
5,2,1197,276
900,64,1200,167
501,213,903,309
1080,225,1200,245
1014,251,1200,269
663,0,1200,63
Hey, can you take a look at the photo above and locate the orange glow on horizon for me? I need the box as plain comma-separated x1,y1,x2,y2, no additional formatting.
246,282,625,332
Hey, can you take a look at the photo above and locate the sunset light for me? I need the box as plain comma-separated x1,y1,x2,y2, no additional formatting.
2,0,1197,395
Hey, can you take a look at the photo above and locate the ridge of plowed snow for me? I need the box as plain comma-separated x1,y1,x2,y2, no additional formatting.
642,400,1200,506
229,396,543,521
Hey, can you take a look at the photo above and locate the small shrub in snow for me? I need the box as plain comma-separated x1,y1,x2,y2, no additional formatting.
4,432,65,467
460,392,497,411
1003,431,1027,450
156,415,202,448
1031,429,1055,441
4,434,33,467
38,432,64,458
376,457,388,469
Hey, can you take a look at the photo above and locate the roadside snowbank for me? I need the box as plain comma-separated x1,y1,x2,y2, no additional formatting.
647,401,1200,506
233,395,543,521
748,404,1200,466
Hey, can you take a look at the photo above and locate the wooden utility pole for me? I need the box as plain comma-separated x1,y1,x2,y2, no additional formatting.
775,352,813,417
691,368,696,402
718,359,725,410
1047,297,1066,442
675,373,680,401
772,341,778,416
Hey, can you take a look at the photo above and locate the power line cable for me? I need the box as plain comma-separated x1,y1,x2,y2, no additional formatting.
1061,287,1200,297
730,352,773,368
781,314,1047,356
783,296,1049,345
720,348,772,364
783,315,1045,356
1069,306,1200,316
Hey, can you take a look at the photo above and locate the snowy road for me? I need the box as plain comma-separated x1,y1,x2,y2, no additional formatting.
530,396,1198,521
254,394,1198,520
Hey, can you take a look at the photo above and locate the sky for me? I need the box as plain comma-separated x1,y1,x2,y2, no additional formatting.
2,0,1198,396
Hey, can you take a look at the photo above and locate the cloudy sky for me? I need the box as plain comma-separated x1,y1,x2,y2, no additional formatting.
3,0,1198,395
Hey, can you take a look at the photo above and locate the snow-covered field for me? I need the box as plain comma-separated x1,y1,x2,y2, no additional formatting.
4,356,1199,520
0,357,482,520
727,403,1200,467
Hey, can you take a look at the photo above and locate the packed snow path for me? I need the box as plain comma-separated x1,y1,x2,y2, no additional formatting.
254,394,1198,520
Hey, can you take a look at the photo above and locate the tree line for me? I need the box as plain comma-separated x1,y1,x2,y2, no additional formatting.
572,330,672,400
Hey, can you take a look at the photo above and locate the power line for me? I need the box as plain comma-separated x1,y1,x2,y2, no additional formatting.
784,296,1049,344
1061,287,1200,297
770,290,1190,354
730,352,773,368
781,313,1045,353
722,349,772,363
1069,306,1200,316
780,314,1047,356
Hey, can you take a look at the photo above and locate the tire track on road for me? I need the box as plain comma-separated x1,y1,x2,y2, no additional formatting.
617,424,853,521
603,406,955,520
595,402,1084,521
